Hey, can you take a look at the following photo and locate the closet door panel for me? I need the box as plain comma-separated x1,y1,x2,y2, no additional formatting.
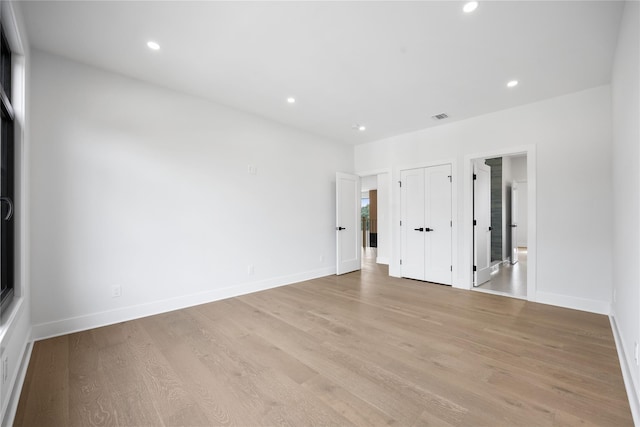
400,168,426,280
424,164,452,285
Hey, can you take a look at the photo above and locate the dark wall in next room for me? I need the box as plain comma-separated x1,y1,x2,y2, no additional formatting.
485,157,503,262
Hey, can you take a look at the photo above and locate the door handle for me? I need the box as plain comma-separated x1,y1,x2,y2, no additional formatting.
414,227,424,232
0,197,13,221
511,224,517,227
336,227,346,231
425,228,434,232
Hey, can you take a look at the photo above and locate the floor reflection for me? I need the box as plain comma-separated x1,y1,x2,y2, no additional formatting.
476,249,527,299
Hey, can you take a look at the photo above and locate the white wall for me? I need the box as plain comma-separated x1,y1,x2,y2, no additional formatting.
355,85,613,314
517,182,528,247
510,155,528,246
361,175,377,191
29,51,353,339
510,155,527,181
611,1,640,422
0,2,31,426
502,156,512,260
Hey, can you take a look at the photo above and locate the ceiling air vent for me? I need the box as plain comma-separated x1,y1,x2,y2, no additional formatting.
432,113,449,120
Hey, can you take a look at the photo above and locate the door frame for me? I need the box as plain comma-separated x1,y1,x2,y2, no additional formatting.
464,146,537,301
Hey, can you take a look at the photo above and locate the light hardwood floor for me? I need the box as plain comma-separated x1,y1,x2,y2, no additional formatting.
15,255,632,426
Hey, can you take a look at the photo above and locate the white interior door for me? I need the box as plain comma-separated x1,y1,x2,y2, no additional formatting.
473,161,491,286
425,164,452,285
510,182,519,264
336,172,361,275
400,168,426,280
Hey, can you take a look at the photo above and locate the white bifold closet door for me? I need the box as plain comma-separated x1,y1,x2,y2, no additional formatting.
401,164,452,285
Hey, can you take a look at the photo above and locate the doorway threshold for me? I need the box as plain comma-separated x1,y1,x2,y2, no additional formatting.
472,287,527,301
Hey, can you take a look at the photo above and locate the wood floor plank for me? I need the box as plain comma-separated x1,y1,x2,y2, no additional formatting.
15,336,70,426
67,331,117,427
124,320,213,426
14,257,633,426
300,374,397,426
93,330,164,426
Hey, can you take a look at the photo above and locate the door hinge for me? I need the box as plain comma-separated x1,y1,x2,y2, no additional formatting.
473,219,477,226
450,265,453,272
400,220,402,226
398,181,402,187
473,174,477,180
448,175,452,182
489,226,492,231
450,220,452,227
473,265,477,272
400,259,402,265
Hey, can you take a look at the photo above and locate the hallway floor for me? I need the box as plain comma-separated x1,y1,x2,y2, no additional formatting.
476,249,527,299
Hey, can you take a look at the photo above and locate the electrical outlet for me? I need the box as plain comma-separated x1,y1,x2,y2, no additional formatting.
247,265,254,275
111,285,122,298
247,165,258,175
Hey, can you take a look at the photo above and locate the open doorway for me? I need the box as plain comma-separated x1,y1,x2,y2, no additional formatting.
472,154,528,299
361,175,378,263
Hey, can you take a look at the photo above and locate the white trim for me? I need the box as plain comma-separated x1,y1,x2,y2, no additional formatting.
1,339,32,427
610,315,640,426
463,146,537,303
535,291,611,315
32,267,334,341
0,298,24,341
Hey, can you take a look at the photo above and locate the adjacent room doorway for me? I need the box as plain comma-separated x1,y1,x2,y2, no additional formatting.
471,154,531,299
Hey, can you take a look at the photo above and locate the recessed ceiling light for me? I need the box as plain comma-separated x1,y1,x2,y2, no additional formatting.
358,125,366,131
463,1,478,13
287,97,296,104
507,80,519,88
147,41,160,51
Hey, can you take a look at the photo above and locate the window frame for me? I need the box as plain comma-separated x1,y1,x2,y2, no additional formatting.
0,26,15,314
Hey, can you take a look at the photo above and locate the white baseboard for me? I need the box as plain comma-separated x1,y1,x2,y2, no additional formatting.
31,266,335,341
535,291,611,315
376,256,389,265
1,333,32,427
610,315,640,426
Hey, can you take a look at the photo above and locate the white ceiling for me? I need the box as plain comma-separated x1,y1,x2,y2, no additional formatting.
20,1,624,145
